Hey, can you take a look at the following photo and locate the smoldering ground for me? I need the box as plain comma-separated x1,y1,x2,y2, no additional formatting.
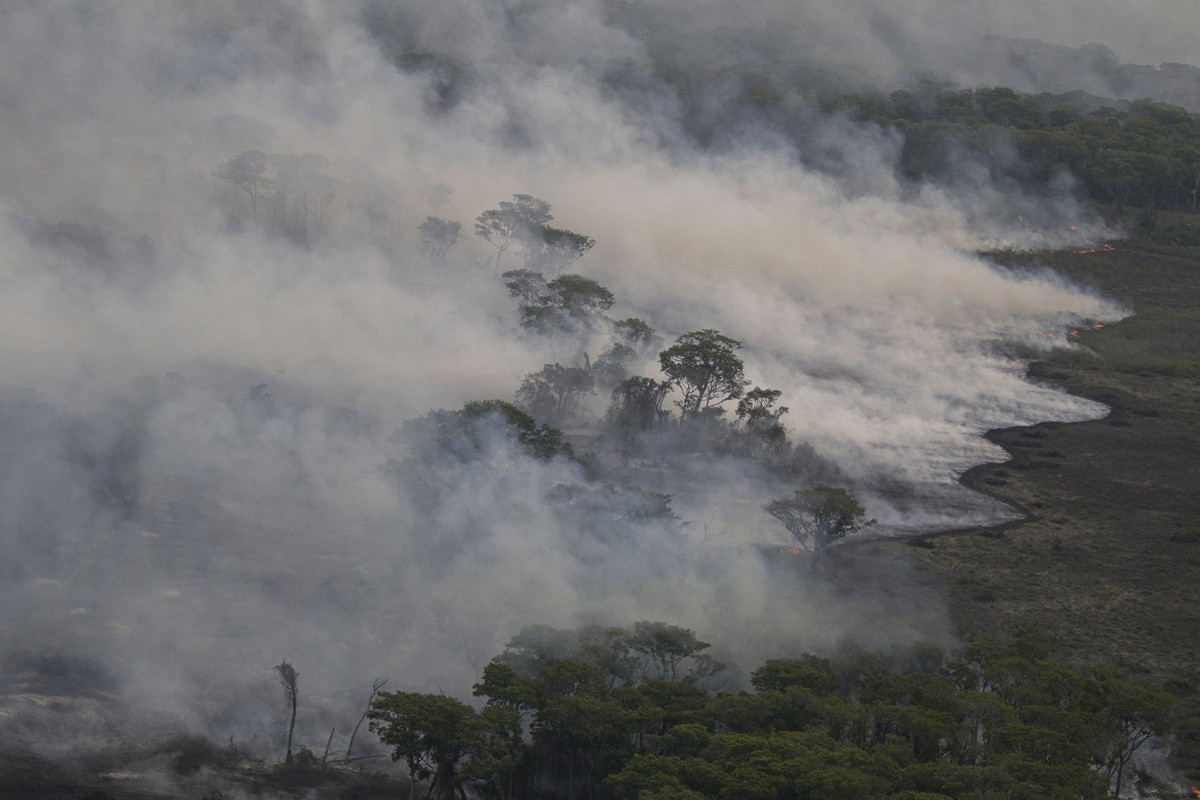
0,0,1152,758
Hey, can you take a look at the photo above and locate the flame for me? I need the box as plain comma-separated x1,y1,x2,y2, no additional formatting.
1071,243,1115,254
1190,788,1199,798
779,547,800,555
1044,331,1056,338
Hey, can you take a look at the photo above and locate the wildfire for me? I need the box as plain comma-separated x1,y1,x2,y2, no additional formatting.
1072,243,1116,254
1044,331,1056,338
779,547,800,555
1066,321,1108,338
1189,787,1199,798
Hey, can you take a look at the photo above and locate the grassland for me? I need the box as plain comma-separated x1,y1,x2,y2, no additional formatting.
886,209,1200,778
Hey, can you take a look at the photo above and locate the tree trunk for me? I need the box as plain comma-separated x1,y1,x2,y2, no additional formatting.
285,690,296,763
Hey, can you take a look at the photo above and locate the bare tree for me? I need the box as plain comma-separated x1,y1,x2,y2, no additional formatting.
345,676,389,764
274,661,299,764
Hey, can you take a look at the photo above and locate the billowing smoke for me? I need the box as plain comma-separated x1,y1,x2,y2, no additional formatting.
0,0,1148,756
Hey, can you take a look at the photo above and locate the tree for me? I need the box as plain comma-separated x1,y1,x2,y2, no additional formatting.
657,330,748,420
1090,669,1172,796
604,377,671,459
525,226,595,274
515,363,595,424
475,194,553,271
368,691,484,800
611,318,659,352
502,269,549,307
519,275,616,352
214,150,270,219
735,387,790,456
398,400,575,465
764,485,875,564
626,621,724,684
274,661,299,764
345,676,389,765
417,217,462,261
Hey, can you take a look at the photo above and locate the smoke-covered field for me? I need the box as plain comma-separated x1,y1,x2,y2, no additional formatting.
0,0,1173,759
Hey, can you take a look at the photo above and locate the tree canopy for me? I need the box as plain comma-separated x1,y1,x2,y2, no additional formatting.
764,485,875,563
657,329,749,420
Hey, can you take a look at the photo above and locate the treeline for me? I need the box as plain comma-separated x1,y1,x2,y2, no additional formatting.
366,622,1173,800
828,85,1200,214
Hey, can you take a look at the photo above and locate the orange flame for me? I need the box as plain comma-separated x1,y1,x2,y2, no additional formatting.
779,547,800,555
1190,788,1199,798
1044,331,1056,338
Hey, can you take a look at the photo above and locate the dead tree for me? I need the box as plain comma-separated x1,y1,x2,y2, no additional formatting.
345,677,389,764
274,661,299,764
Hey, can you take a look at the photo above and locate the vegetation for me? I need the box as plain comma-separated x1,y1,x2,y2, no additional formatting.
765,485,876,565
889,212,1200,783
356,622,1170,800
829,86,1200,213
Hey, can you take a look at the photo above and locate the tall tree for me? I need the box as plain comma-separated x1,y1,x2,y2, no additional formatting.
369,692,483,800
475,194,553,271
524,226,595,274
657,330,748,420
418,217,463,262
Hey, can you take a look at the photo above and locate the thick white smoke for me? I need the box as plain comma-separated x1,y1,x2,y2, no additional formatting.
0,0,1145,755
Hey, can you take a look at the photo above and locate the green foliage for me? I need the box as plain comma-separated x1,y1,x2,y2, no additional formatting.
658,329,748,420
397,399,574,463
519,273,616,339
764,485,876,562
371,623,1172,800
524,225,595,274
368,692,483,799
833,84,1200,213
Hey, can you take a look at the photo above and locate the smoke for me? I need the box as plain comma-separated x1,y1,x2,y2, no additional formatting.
0,0,1142,756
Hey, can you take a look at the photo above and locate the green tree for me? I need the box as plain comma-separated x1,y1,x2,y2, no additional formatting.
764,485,875,564
627,621,723,684
525,226,595,274
657,330,748,421
502,269,548,308
368,691,483,800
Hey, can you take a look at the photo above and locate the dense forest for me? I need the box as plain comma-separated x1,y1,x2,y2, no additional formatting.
362,622,1169,800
